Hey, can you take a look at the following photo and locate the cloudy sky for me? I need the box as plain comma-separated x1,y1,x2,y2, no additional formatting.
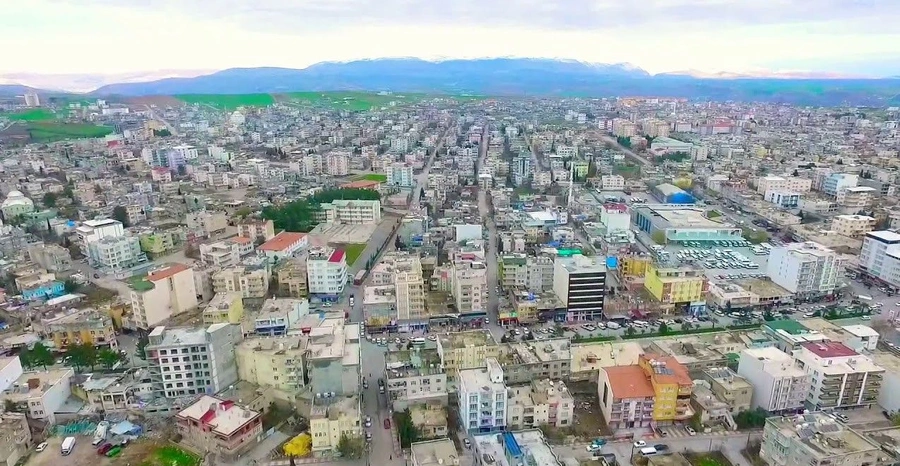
2,0,899,76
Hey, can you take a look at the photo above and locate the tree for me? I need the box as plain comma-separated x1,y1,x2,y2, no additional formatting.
63,279,80,293
396,409,420,447
336,433,365,459
21,342,55,370
734,408,769,429
651,231,667,245
67,342,98,371
136,336,150,360
63,184,75,200
658,323,670,335
283,433,312,459
98,348,121,369
111,206,129,226
234,207,252,218
682,322,693,331
42,192,58,208
624,327,637,337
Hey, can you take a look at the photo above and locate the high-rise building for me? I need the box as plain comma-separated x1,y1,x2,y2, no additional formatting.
767,242,843,297
553,254,606,321
458,358,508,433
145,323,242,399
307,247,348,296
23,92,40,107
857,230,900,290
737,347,810,412
387,162,415,187
128,263,199,330
793,341,883,410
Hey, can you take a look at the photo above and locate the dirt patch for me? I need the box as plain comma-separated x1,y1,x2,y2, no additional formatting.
122,96,184,108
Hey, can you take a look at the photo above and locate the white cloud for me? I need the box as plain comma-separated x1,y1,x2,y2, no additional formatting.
1,0,898,75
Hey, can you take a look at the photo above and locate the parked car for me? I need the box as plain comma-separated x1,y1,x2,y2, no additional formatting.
384,418,391,429
654,444,669,452
685,426,697,436
633,440,647,448
35,442,48,453
464,438,471,449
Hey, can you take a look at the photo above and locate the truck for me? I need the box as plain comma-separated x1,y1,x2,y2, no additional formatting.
93,420,110,445
606,321,621,330
61,436,76,456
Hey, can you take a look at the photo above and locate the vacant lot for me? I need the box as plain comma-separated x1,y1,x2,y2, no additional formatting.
27,122,113,142
343,243,367,266
176,93,275,109
7,108,56,121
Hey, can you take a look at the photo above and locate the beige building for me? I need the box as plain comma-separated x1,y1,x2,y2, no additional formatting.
376,252,426,321
836,186,876,213
830,214,876,238
128,263,198,330
410,439,459,466
236,336,305,399
451,261,487,314
506,379,575,430
499,339,571,385
176,396,263,461
238,219,276,243
756,175,812,194
760,413,880,466
213,266,269,298
185,211,228,238
320,199,382,224
409,404,449,439
0,413,32,466
702,367,752,415
309,395,361,452
569,341,644,382
275,258,308,298
436,330,499,381
385,348,447,410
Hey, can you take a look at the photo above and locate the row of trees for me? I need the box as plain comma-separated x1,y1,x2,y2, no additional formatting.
19,342,123,371
261,188,381,232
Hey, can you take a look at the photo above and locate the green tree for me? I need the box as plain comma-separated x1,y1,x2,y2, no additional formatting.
651,231,667,245
63,184,75,199
21,342,55,370
42,192,58,208
135,336,150,360
67,342,98,371
624,327,637,337
658,323,669,335
681,322,693,332
98,348,121,369
396,409,420,447
336,433,365,459
111,206,129,226
63,279,80,293
734,408,769,429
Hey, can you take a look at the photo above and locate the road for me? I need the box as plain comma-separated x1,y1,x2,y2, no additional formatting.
144,104,180,136
359,340,399,466
600,135,651,166
476,124,505,341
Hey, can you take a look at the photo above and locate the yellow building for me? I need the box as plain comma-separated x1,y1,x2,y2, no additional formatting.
235,336,305,399
202,292,245,325
643,265,708,304
275,259,308,298
638,354,693,423
309,396,361,452
139,232,176,257
43,307,118,350
621,255,653,277
436,330,500,380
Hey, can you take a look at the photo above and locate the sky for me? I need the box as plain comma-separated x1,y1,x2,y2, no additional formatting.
2,0,900,77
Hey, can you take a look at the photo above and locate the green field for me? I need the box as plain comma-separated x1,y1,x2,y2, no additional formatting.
7,108,56,121
140,446,200,466
26,121,114,142
344,243,367,266
176,93,275,109
355,173,388,183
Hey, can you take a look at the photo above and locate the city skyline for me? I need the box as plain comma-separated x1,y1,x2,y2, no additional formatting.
3,0,900,78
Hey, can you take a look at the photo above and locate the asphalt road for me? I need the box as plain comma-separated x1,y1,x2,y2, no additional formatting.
476,124,505,341
600,135,652,166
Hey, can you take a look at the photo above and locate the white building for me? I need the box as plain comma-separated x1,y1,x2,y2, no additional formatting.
457,358,507,433
756,176,812,194
76,218,125,244
128,263,199,330
325,152,350,176
87,235,147,270
760,413,880,466
599,203,630,233
793,341,883,410
451,261,487,314
764,190,801,209
0,360,73,424
385,348,448,410
307,248,348,296
172,144,199,161
145,323,242,399
258,232,308,264
387,162,415,188
199,237,254,267
767,242,843,297
857,230,900,290
320,200,382,224
737,347,810,412
599,175,625,191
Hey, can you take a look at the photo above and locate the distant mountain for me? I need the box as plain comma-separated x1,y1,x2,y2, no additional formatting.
5,58,900,106
0,84,36,97
659,69,866,79
0,70,216,93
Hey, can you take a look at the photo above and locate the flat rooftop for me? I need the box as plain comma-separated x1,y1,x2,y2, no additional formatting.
438,329,496,350
570,341,644,375
177,395,260,436
385,348,444,378
767,413,879,458
4,368,73,401
636,205,735,229
504,338,571,365
410,439,459,466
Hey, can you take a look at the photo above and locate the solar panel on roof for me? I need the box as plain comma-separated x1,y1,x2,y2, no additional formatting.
799,427,816,439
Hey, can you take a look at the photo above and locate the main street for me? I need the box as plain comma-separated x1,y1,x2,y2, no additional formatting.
475,124,505,340
600,134,652,166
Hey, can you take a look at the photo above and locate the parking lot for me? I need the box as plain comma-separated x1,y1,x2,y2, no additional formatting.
660,239,771,280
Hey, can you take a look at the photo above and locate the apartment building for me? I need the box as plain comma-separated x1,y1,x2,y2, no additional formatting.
857,230,900,289
254,298,309,335
458,359,508,433
309,395,361,452
320,200,382,225
75,218,124,246
836,186,876,213
385,348,448,410
185,211,228,238
212,266,269,299
599,174,625,191
258,232,308,264
702,367,752,415
436,330,500,380
325,152,350,176
387,162,415,187
306,317,361,396
128,263,199,330
27,243,72,273
1,366,73,424
499,339,571,384
275,258,308,298
643,264,708,313
553,254,606,321
640,355,693,424
145,323,242,399
176,396,263,461
822,173,859,197
42,307,118,350
737,347,810,412
199,237,254,267
236,336,305,398
506,379,574,430
767,242,843,297
237,219,276,243
499,253,556,295
756,175,812,194
830,214,876,238
0,412,32,466
87,235,147,270
598,365,655,429
202,292,245,325
760,413,879,466
307,248,348,296
765,190,801,209
452,261,487,314
374,252,426,323
793,341,883,410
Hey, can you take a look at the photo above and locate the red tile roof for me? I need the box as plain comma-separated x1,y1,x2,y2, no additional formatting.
147,263,191,282
802,341,858,358
604,365,655,399
258,232,306,252
329,249,346,263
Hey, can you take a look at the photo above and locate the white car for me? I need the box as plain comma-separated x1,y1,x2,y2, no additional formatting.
35,442,48,453
685,426,697,436
365,416,372,428
633,440,647,448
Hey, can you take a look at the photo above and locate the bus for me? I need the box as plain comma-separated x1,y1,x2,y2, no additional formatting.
410,337,427,345
353,270,366,286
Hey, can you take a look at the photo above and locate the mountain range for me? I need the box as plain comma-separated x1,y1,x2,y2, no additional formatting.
2,58,899,106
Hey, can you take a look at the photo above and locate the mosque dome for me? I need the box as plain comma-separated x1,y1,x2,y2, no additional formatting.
1,190,33,209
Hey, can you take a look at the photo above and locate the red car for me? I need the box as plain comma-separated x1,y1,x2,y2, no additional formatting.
97,443,112,455
383,418,391,429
